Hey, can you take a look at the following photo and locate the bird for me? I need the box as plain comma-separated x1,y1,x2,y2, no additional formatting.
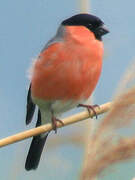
25,13,109,171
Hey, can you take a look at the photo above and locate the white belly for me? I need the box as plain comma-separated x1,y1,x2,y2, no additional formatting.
32,96,85,124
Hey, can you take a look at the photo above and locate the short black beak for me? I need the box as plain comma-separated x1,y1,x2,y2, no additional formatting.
96,24,109,36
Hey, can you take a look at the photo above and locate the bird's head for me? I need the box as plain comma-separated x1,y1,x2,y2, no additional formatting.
62,14,109,41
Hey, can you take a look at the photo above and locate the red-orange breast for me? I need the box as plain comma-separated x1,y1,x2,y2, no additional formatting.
31,26,103,101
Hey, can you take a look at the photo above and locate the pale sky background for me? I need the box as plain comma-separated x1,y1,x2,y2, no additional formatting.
0,0,135,180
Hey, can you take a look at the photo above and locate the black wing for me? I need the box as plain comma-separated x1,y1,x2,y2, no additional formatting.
26,84,36,125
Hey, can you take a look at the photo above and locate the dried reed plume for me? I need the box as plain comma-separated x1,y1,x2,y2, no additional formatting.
79,0,90,13
80,61,135,180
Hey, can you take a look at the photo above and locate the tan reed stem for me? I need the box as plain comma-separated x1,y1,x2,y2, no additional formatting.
0,102,111,148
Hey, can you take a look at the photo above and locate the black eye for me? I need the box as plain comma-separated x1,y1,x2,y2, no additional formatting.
87,23,93,29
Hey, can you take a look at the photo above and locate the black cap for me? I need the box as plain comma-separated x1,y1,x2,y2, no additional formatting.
62,14,109,40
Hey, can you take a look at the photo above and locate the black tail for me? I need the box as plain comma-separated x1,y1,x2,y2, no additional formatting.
25,110,49,171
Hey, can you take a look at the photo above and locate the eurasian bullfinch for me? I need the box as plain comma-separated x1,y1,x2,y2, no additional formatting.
25,13,109,171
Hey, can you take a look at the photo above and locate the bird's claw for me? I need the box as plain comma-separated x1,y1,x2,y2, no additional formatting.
78,104,100,119
51,116,64,134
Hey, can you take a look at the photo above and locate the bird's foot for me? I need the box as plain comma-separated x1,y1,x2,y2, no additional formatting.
51,116,64,134
78,104,100,119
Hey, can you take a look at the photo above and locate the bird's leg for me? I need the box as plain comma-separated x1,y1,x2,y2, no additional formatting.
51,110,64,134
77,104,100,119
